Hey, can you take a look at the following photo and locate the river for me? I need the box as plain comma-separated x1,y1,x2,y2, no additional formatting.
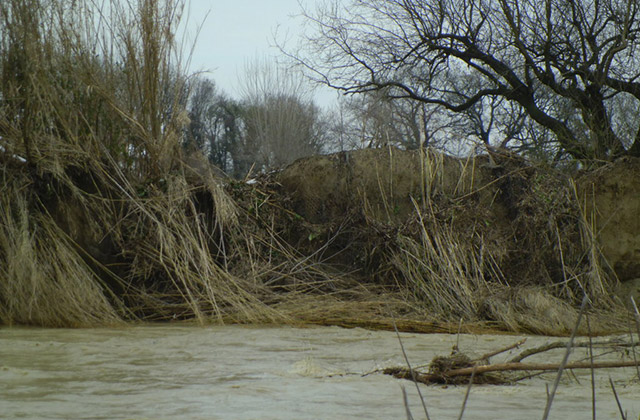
1,325,638,419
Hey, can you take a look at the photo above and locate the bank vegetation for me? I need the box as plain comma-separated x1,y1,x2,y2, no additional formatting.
0,0,638,335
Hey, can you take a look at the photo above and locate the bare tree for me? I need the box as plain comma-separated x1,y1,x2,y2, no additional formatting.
323,98,357,152
293,0,640,160
322,87,466,154
238,58,324,172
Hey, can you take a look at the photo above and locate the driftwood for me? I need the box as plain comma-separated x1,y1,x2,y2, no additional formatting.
508,338,640,363
477,338,527,363
384,337,640,385
386,360,640,385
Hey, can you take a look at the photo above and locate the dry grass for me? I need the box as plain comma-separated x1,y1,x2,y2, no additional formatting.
0,0,630,332
361,150,627,334
0,0,292,327
114,173,279,323
0,177,125,326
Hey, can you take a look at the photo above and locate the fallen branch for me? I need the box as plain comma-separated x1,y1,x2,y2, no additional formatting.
476,338,527,363
386,360,640,385
508,338,640,363
441,360,640,377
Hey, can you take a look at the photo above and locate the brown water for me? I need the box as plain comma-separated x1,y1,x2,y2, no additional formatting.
1,325,638,419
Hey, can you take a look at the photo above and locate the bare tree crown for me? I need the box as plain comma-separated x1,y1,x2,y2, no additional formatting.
296,0,640,160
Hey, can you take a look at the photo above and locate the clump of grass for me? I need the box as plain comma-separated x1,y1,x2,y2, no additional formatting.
388,211,495,319
370,152,625,333
117,172,285,323
0,178,125,326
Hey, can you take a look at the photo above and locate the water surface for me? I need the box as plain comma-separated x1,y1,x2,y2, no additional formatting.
1,325,638,419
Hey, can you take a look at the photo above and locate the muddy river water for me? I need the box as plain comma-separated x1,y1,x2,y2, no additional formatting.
1,325,638,419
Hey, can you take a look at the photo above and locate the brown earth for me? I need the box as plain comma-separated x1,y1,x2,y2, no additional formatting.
576,157,640,282
278,148,500,224
277,148,640,308
576,156,640,306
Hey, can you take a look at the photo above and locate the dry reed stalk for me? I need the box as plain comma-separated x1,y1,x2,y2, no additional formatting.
571,180,617,307
124,173,287,323
387,198,500,322
631,297,640,341
609,378,628,420
393,318,431,420
542,294,587,420
587,316,597,420
1,0,289,326
630,297,640,380
0,183,124,326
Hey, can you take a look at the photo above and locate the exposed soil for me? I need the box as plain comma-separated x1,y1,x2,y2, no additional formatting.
276,148,640,320
576,157,640,283
2,147,638,332
278,148,576,284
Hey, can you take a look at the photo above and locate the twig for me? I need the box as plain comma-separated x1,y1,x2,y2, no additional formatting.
401,386,414,420
631,297,640,335
587,316,596,420
507,337,639,363
476,338,526,363
609,377,627,420
542,294,589,420
393,319,431,420
457,367,476,420
631,296,640,380
509,341,570,363
627,317,640,383
455,317,463,351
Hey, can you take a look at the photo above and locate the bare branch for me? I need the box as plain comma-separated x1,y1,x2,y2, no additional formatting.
291,0,640,159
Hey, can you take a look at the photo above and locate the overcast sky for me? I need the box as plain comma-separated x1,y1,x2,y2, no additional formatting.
182,0,339,107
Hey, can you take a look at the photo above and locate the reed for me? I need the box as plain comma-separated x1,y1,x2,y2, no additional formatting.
0,0,288,326
375,151,626,334
0,178,125,326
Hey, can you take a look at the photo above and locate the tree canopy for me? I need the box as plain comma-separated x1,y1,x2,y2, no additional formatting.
295,0,640,160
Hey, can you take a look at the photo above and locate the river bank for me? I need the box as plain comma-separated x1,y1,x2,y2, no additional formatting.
2,149,640,334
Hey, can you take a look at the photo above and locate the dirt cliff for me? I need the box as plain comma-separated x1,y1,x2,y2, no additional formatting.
278,148,640,310
577,157,640,305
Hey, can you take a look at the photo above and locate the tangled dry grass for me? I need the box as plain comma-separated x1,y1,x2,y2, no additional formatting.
276,148,628,334
0,0,632,333
0,0,285,326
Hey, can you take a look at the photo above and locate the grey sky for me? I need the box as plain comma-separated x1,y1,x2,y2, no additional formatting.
183,0,338,106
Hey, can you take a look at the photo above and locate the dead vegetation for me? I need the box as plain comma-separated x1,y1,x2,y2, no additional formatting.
384,336,640,385
0,0,636,333
276,148,629,334
0,0,288,326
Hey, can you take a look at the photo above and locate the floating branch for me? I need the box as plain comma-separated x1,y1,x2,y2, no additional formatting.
384,338,640,385
386,359,640,385
509,337,640,363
